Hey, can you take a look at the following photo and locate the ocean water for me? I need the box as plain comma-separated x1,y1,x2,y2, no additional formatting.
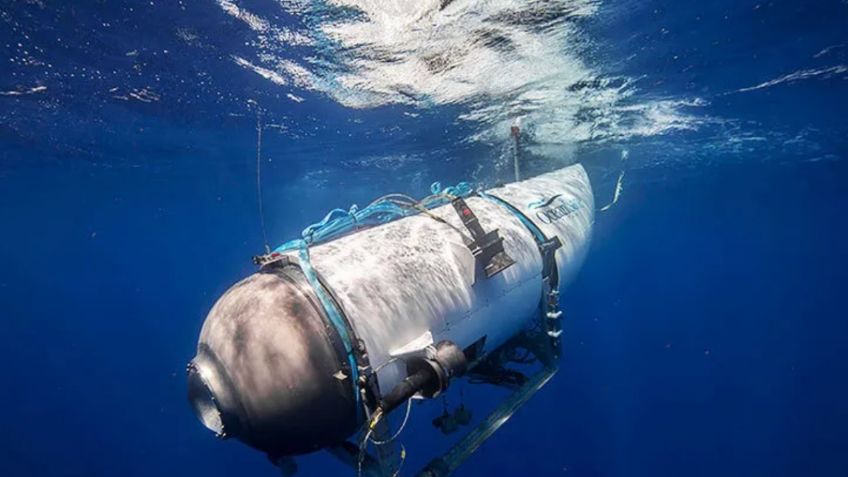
1,1,847,476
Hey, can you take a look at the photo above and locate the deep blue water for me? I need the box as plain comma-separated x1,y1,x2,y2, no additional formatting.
2,1,847,476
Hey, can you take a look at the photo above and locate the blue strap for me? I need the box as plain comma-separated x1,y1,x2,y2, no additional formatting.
285,240,364,421
273,181,475,255
431,181,473,197
478,191,547,245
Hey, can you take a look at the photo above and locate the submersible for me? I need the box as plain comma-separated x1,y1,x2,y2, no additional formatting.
187,164,594,472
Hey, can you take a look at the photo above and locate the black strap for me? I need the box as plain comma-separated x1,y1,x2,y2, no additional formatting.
476,193,565,360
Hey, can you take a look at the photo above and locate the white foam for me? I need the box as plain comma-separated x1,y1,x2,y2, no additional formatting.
733,65,848,93
233,56,288,86
813,43,845,59
216,0,311,45
0,85,47,96
217,0,706,154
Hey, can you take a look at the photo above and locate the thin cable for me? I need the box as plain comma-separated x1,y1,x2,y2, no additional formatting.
357,427,373,477
372,193,419,205
369,399,413,445
371,357,400,375
390,444,407,477
408,203,474,244
357,408,382,477
255,107,271,254
357,404,411,477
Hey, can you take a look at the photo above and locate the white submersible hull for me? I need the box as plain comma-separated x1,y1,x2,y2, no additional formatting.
187,164,594,460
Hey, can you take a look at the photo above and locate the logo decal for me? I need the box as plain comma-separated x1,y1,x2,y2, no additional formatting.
534,196,583,224
528,194,562,209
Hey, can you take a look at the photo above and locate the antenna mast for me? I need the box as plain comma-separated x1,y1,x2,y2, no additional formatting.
511,125,521,182
253,101,271,254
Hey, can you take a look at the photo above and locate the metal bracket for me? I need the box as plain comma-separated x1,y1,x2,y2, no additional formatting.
252,251,291,268
451,197,515,278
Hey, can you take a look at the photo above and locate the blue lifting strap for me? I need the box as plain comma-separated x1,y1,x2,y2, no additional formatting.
262,240,364,422
478,191,548,245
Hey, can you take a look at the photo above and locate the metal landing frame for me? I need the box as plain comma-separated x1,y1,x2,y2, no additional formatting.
327,328,560,477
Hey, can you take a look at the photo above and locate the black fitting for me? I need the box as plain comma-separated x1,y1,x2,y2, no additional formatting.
377,341,467,414
378,365,438,413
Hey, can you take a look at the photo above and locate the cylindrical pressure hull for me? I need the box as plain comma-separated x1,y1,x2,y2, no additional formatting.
308,164,594,394
189,164,594,457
